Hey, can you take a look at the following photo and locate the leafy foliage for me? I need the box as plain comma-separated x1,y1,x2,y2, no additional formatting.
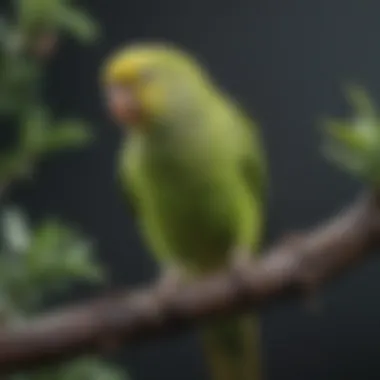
323,85,380,186
0,1,129,380
16,0,99,42
0,107,93,184
0,207,103,312
0,208,130,380
0,0,98,187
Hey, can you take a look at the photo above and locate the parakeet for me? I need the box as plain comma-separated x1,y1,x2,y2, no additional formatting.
101,41,268,380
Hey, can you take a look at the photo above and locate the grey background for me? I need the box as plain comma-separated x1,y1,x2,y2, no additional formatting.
8,0,380,379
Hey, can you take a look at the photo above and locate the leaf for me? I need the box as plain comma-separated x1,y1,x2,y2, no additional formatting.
57,6,99,43
0,216,103,312
0,150,33,183
15,0,62,33
41,119,92,153
322,86,380,185
345,84,376,120
14,0,99,43
0,55,41,114
27,219,104,288
20,106,50,153
1,207,31,254
324,119,370,153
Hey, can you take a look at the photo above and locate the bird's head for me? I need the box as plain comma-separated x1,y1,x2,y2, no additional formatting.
101,42,212,131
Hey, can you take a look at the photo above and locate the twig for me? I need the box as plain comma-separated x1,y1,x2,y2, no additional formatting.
0,192,379,373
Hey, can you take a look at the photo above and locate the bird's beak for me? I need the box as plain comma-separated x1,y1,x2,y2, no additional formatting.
105,85,142,127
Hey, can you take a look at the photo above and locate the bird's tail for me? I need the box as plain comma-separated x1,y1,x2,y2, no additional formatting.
200,313,262,380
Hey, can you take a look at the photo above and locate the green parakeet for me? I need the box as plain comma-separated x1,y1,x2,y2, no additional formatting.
101,42,268,380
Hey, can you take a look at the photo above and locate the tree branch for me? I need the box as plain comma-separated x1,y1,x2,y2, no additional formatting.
0,192,379,373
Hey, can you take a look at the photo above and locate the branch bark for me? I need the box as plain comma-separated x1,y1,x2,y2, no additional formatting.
0,192,379,373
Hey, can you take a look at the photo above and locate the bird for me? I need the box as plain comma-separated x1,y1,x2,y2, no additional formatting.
101,41,268,380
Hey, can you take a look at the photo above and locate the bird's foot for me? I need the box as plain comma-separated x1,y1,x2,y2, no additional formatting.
155,266,186,305
229,246,255,286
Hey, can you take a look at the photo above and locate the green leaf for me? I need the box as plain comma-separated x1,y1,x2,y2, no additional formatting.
345,84,376,120
1,207,31,254
20,106,50,153
57,6,99,43
0,54,41,114
41,119,93,153
322,86,380,186
14,0,99,43
15,0,63,33
324,119,370,152
27,219,104,288
0,215,103,311
0,150,33,183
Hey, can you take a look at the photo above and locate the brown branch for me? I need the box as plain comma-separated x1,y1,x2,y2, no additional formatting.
0,192,379,373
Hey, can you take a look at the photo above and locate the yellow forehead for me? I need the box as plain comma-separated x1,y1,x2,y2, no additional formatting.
102,43,200,86
102,52,149,84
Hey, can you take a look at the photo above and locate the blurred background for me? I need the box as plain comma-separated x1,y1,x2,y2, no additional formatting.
4,0,380,379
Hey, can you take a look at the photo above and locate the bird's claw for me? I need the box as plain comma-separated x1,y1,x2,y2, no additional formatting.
155,266,185,305
229,247,255,286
